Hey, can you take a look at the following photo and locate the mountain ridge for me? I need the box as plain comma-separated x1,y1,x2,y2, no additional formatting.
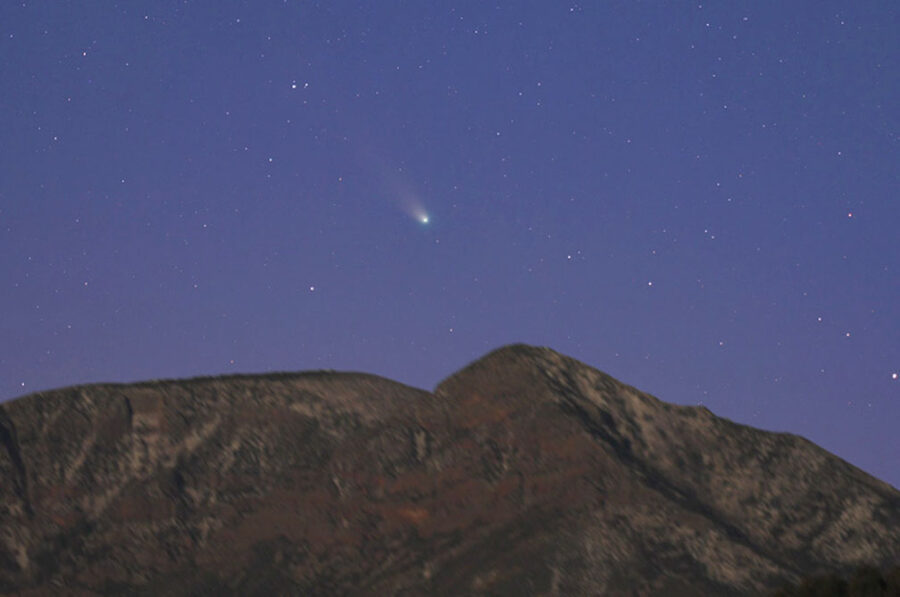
1,344,898,595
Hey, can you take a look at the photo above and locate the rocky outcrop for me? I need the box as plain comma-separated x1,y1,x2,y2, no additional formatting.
1,345,898,595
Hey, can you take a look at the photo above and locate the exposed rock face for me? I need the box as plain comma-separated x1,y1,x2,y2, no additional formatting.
1,344,898,595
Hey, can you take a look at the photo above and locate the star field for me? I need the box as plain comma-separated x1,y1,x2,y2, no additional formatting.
1,2,898,487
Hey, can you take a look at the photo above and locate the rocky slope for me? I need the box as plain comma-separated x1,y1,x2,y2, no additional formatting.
1,344,898,595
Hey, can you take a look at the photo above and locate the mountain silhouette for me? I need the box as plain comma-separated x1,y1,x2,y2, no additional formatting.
1,344,898,595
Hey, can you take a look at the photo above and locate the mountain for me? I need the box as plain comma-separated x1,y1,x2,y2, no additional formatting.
1,344,898,595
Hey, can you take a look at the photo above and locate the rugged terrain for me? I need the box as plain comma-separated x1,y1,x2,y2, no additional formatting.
1,344,898,595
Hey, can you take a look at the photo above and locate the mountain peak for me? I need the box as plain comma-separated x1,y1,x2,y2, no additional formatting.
1,347,898,595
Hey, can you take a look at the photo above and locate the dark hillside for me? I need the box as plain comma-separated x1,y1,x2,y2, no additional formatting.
1,345,898,595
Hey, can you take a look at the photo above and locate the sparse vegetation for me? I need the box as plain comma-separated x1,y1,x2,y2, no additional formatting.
771,565,900,597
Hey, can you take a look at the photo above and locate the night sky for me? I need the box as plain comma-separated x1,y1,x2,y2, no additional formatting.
2,3,898,487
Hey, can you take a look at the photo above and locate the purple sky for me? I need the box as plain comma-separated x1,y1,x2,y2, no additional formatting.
2,2,898,488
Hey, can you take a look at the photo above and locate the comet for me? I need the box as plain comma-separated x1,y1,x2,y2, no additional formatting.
410,206,429,224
